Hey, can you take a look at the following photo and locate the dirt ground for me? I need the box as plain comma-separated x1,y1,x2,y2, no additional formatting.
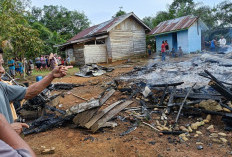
24,55,232,157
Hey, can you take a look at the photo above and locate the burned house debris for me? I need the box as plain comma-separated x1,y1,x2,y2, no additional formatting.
18,52,232,149
75,64,114,77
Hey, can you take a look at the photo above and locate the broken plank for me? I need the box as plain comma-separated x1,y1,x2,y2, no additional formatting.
91,101,133,133
65,98,100,116
209,81,232,101
73,108,99,126
85,100,123,129
150,82,184,88
100,89,116,105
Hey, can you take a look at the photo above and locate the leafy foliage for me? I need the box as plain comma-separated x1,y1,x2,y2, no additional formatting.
0,0,43,58
0,0,90,58
30,5,90,40
112,7,126,18
143,0,232,30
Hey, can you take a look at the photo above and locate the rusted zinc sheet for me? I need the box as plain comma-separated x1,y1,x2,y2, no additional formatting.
68,12,151,43
149,15,198,35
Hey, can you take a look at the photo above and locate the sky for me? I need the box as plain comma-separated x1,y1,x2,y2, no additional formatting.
31,0,224,26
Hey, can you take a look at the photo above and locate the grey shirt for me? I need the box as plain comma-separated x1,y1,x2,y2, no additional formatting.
0,82,27,123
0,140,31,157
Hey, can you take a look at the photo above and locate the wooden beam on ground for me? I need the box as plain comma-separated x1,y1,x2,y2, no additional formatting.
100,89,116,105
73,108,100,126
85,100,123,129
65,98,100,116
91,100,133,133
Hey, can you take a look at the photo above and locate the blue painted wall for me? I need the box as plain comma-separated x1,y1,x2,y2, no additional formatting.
177,30,188,53
154,21,204,54
188,22,201,52
155,33,173,53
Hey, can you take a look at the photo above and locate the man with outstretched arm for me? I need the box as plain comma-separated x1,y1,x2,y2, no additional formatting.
0,47,70,134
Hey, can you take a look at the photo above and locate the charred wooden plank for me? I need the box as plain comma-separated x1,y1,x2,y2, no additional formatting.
85,101,123,129
160,85,168,106
100,89,115,105
219,101,232,111
199,73,232,86
175,83,196,124
204,70,225,88
150,82,184,88
91,101,133,133
73,108,99,126
65,99,100,116
174,93,223,100
209,81,232,101
166,86,177,114
168,100,201,107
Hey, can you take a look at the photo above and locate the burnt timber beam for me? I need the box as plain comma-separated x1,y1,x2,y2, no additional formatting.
158,84,168,106
209,81,232,101
174,93,223,100
150,82,184,88
175,83,196,124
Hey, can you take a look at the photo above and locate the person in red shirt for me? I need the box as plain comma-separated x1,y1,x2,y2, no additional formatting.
164,40,169,55
161,41,166,61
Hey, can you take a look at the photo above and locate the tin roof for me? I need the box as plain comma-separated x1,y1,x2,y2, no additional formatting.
149,15,201,35
67,12,151,43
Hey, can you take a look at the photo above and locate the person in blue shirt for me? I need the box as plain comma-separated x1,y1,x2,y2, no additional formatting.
210,38,216,52
8,57,15,79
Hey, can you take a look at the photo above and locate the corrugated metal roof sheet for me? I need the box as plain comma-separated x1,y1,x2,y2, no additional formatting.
149,15,198,35
67,12,151,43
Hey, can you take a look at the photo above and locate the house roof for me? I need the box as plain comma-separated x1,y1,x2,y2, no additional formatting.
149,15,208,36
55,12,151,48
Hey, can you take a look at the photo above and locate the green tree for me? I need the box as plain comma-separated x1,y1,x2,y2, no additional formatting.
169,0,195,17
142,16,153,29
31,5,90,40
112,7,126,18
152,11,172,27
0,0,44,58
193,5,215,29
214,1,232,27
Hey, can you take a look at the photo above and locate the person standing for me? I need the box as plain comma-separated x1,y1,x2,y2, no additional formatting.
45,56,50,69
171,48,176,57
178,46,183,57
164,40,169,55
210,38,216,52
17,58,23,76
8,57,15,79
147,44,152,57
41,55,46,70
218,36,226,47
35,56,41,71
161,41,166,61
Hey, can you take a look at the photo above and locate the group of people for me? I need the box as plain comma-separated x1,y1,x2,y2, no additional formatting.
35,54,70,71
208,36,227,52
0,47,71,156
8,57,26,78
161,40,183,61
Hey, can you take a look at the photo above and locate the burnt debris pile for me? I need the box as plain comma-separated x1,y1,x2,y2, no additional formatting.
21,53,232,146
75,64,114,77
18,83,81,135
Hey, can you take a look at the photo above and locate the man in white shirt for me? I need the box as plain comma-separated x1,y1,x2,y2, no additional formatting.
218,36,226,47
